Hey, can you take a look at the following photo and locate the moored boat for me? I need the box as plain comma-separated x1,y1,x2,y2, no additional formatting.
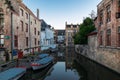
0,67,26,80
38,53,49,59
33,53,49,61
31,56,54,70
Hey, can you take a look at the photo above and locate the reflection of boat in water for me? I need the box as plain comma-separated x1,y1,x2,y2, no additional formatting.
49,47,58,53
0,67,26,80
19,63,54,80
34,63,54,80
31,56,54,70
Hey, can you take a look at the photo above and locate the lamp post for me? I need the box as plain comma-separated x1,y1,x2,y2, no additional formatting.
11,12,14,60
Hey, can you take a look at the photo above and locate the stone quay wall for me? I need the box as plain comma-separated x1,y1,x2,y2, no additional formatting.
75,45,120,74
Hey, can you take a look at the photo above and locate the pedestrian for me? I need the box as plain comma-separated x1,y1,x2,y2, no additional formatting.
5,49,9,62
18,49,23,59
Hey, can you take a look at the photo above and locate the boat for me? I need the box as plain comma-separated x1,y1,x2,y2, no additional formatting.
0,67,26,80
38,53,49,59
49,47,58,53
31,56,54,70
33,53,49,61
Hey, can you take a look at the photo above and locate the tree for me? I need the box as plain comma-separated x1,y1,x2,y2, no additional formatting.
89,10,96,20
74,17,95,44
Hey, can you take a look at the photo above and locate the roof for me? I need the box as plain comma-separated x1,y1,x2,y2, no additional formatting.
87,30,98,36
66,24,80,28
19,2,40,21
56,30,65,35
40,19,48,31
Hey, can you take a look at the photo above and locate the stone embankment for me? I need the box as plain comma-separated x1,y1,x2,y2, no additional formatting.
75,45,120,74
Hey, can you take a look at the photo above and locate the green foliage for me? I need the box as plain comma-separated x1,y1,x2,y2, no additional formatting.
74,17,95,44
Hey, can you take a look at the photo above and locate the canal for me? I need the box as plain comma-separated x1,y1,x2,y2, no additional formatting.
19,47,120,80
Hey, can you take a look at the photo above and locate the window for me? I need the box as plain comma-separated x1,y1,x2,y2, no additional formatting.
118,27,120,47
38,31,40,35
0,8,4,47
0,34,4,47
25,12,28,19
116,0,120,19
25,23,28,32
106,29,111,46
20,9,24,16
34,28,36,35
20,21,24,31
106,5,111,22
38,41,40,45
100,31,103,45
118,0,120,9
99,10,103,25
35,38,36,45
35,19,36,24
26,37,28,46
14,35,18,47
0,8,4,28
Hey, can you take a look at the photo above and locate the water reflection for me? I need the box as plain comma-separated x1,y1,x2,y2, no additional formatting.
19,47,120,80
19,63,54,80
44,47,80,80
20,47,81,80
75,53,120,80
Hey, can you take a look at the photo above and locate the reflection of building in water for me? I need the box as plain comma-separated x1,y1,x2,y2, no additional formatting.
55,51,65,62
65,47,75,70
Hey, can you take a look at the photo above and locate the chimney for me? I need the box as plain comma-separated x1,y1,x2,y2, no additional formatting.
17,0,22,3
65,21,67,25
37,9,39,18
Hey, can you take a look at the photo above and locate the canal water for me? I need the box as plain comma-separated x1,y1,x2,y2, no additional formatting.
19,47,120,80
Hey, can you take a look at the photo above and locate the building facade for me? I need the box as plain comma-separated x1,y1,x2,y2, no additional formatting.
0,0,41,60
40,20,55,50
90,0,120,73
97,0,120,48
56,30,65,45
65,22,79,47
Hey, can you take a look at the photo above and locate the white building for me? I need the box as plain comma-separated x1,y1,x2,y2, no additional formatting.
40,20,55,50
56,30,65,44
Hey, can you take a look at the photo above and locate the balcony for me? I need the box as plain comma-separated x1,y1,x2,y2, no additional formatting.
116,12,120,19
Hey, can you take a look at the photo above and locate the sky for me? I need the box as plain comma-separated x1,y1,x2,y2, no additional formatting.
23,0,102,29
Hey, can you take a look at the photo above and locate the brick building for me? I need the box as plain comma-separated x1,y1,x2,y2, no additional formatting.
65,22,79,47
97,0,120,47
91,0,120,73
0,0,40,60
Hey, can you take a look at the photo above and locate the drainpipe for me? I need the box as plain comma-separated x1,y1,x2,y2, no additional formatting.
11,12,14,60
29,13,31,53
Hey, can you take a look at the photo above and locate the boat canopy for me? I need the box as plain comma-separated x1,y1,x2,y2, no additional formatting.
0,68,26,80
35,56,53,64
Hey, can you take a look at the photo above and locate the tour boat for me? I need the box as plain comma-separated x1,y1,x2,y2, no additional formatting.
0,67,26,80
31,56,54,70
